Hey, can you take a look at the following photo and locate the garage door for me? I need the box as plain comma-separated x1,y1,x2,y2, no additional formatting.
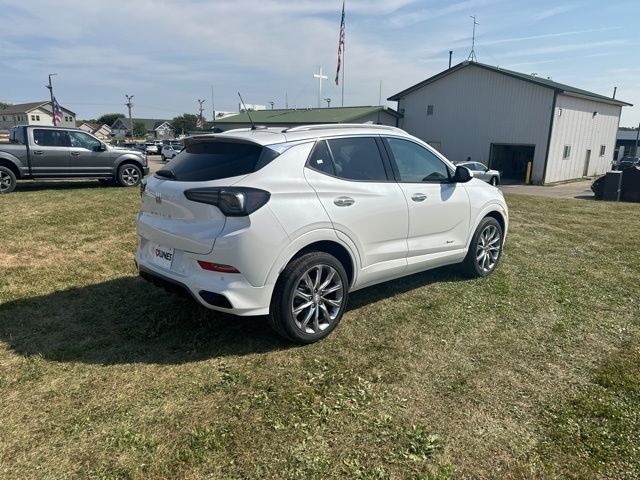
489,144,535,183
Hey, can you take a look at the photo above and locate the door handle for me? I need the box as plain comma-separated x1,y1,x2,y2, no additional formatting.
32,150,44,155
334,196,355,207
71,151,80,156
411,193,427,202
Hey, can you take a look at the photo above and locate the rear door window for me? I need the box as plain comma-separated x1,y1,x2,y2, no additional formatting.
307,140,336,176
325,137,388,181
157,139,279,181
33,129,69,147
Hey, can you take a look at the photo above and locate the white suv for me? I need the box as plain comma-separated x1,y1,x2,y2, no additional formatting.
136,125,508,343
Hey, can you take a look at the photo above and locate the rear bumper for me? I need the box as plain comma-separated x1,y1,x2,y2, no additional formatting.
136,253,273,316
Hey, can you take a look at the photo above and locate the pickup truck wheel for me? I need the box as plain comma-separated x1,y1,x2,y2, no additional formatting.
0,166,17,194
117,164,142,187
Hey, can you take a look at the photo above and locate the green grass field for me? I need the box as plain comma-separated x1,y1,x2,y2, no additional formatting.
1,181,639,479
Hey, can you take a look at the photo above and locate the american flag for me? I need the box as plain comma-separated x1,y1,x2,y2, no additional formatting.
52,97,63,126
335,0,345,85
196,115,204,129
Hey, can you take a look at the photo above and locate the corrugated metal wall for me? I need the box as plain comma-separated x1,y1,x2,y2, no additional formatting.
545,95,621,183
397,65,554,183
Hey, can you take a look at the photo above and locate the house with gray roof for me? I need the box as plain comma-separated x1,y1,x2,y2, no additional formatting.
388,61,632,184
0,101,76,132
111,117,173,139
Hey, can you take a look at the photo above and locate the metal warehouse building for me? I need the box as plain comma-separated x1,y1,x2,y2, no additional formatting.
388,61,632,184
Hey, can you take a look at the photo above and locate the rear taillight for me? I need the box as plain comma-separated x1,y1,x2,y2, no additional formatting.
184,187,270,216
197,261,240,273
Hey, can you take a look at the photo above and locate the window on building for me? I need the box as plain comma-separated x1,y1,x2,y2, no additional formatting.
31,115,35,121
563,145,571,159
426,105,434,116
36,115,40,121
326,137,388,181
599,145,606,157
385,137,450,183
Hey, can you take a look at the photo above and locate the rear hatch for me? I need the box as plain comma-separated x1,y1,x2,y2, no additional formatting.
137,136,280,254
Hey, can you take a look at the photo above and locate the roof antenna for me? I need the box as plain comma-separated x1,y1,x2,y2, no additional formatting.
237,92,256,130
467,15,478,62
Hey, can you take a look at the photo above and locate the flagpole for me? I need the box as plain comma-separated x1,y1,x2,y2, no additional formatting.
341,1,345,107
341,36,345,107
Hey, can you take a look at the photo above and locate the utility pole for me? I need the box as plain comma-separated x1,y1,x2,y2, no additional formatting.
285,92,288,109
467,16,479,62
125,94,134,140
197,99,206,129
325,98,331,108
449,50,453,68
46,73,57,125
211,86,216,131
313,66,328,109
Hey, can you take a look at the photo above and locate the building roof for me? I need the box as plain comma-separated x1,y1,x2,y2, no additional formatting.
388,61,633,107
617,128,640,141
112,118,172,130
214,106,402,125
0,101,76,115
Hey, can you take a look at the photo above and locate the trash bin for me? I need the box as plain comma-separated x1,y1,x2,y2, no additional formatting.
602,171,623,201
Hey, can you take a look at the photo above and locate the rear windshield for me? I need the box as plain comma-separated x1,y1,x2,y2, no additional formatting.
156,140,279,182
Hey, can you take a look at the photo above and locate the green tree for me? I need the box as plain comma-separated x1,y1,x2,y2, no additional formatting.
0,102,12,110
97,113,125,126
171,114,198,134
133,121,147,138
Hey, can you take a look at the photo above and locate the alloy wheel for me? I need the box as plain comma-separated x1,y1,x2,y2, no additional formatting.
121,167,140,186
291,264,344,334
0,171,13,192
476,224,501,273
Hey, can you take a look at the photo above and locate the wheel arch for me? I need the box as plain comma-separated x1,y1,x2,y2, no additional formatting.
266,230,360,292
115,155,145,172
289,240,355,287
0,158,22,178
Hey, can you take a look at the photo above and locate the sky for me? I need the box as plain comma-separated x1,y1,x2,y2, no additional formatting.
1,0,639,126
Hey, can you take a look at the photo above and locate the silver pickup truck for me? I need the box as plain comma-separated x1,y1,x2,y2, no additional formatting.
0,125,149,194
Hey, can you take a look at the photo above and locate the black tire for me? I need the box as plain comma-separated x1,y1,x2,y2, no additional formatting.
269,251,349,344
0,166,17,194
461,217,503,278
117,163,143,187
161,155,166,162
490,176,499,186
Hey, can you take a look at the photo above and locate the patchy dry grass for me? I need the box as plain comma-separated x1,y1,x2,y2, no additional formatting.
0,180,639,479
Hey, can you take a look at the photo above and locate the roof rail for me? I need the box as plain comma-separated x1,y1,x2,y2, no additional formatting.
282,123,403,133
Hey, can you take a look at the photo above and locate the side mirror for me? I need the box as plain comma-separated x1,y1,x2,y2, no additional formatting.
93,144,106,152
453,165,473,183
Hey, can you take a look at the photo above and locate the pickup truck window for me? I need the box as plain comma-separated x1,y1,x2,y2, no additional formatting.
69,131,101,150
33,129,69,147
9,128,25,145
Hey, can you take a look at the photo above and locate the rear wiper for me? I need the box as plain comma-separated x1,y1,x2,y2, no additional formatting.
156,169,176,180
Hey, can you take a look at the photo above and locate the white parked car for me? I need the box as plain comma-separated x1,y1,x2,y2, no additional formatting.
136,125,508,343
457,161,501,185
160,143,183,161
145,143,159,155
